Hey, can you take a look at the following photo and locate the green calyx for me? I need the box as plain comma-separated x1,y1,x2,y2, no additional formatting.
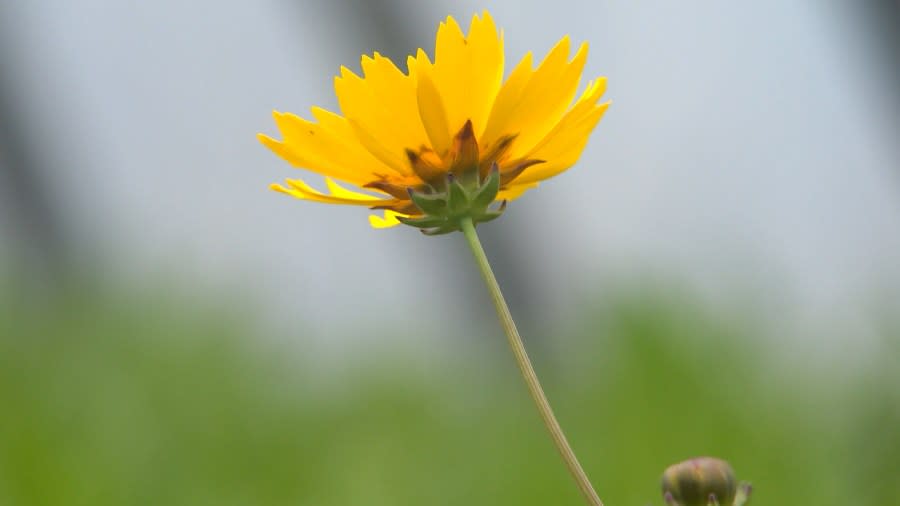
399,163,507,235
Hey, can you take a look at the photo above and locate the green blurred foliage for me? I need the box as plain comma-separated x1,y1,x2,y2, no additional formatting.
0,279,897,505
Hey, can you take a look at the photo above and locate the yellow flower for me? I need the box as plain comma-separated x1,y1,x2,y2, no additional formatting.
259,11,610,229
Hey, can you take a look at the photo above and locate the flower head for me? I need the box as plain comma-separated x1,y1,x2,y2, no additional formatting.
259,11,610,231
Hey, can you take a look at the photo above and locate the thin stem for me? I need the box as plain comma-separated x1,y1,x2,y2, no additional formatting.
459,217,604,506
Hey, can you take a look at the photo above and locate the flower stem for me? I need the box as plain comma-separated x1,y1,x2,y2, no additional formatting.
459,217,604,506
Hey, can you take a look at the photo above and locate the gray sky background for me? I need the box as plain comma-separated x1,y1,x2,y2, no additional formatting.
2,1,898,362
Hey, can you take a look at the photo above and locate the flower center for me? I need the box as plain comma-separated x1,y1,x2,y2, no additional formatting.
363,120,543,215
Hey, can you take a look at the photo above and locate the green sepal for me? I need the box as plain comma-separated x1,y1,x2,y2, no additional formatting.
446,175,471,215
397,215,449,229
399,164,510,234
420,224,459,236
732,483,752,506
478,208,505,224
408,189,447,215
470,164,500,210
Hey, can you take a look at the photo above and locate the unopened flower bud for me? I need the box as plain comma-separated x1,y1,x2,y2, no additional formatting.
661,457,737,506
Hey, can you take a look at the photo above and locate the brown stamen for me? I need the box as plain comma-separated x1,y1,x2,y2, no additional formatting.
499,159,545,186
450,119,479,179
369,201,420,215
478,134,517,179
363,179,419,200
406,148,446,187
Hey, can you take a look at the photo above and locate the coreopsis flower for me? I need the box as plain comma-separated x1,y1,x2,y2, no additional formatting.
259,11,610,233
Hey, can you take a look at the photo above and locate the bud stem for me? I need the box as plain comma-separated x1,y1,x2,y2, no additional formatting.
459,217,604,506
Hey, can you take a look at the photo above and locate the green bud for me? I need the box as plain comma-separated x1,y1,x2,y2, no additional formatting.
661,457,738,506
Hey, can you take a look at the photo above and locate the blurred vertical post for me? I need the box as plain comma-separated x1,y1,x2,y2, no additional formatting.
0,7,68,300
852,0,900,184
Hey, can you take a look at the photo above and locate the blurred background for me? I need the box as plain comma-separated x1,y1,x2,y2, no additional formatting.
1,0,898,505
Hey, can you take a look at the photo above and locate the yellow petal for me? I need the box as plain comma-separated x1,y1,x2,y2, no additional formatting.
334,62,425,174
259,111,389,186
507,40,589,158
307,107,403,178
415,63,452,154
368,210,405,228
525,77,608,157
497,182,539,201
360,53,431,152
272,177,389,206
324,177,383,199
483,36,591,159
430,12,504,138
480,51,534,146
513,97,610,185
348,117,410,175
